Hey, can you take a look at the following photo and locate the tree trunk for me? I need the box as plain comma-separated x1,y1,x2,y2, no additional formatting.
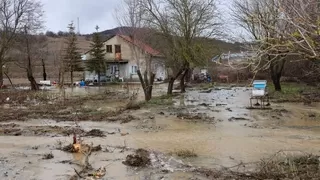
0,66,3,88
271,73,281,91
186,68,193,82
180,69,188,93
3,71,13,88
27,70,39,90
147,73,155,101
70,71,73,86
269,56,286,91
41,59,47,80
167,67,186,95
58,70,61,84
24,26,39,91
137,70,155,101
97,71,101,86
167,78,175,95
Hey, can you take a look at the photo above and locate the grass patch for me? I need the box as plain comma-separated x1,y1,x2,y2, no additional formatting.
170,149,198,158
268,82,319,102
142,94,175,106
198,83,215,90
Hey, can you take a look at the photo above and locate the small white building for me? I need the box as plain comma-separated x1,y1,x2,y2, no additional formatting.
82,34,167,82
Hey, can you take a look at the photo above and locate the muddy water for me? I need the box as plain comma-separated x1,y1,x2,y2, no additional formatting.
1,86,320,179
128,87,320,169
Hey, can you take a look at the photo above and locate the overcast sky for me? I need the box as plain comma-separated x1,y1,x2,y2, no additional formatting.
42,0,120,34
42,0,244,39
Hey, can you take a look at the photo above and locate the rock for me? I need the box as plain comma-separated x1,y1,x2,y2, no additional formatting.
159,112,165,115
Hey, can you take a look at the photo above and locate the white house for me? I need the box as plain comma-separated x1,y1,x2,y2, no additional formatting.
82,34,167,82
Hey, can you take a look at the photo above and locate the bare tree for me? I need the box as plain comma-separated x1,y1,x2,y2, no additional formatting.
232,0,320,90
2,64,13,88
139,0,222,94
41,58,47,80
117,0,156,101
0,0,43,87
14,29,47,90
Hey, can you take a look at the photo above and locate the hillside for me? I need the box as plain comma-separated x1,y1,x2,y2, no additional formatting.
5,27,242,83
91,26,243,53
6,36,92,81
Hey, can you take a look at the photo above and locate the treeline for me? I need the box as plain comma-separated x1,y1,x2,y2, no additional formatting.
44,31,69,37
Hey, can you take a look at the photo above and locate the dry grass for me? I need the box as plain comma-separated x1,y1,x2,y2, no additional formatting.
0,89,132,122
5,36,91,80
170,149,198,158
253,152,320,179
193,152,320,180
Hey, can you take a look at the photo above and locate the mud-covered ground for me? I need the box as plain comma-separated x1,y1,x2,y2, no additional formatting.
1,84,320,180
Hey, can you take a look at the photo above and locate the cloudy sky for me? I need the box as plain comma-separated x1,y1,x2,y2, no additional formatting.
42,0,120,34
42,0,243,38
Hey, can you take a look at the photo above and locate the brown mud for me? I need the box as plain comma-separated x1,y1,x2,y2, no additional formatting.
1,85,320,179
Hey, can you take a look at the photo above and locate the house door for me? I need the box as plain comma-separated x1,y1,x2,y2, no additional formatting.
111,65,119,78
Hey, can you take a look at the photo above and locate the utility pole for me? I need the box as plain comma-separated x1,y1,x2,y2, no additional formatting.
77,17,80,35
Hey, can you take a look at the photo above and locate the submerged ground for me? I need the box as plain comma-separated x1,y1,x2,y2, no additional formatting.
0,83,320,180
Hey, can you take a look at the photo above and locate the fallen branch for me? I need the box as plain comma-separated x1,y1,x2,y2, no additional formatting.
73,168,83,178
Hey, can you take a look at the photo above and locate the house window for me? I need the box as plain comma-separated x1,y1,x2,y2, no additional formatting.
106,45,112,53
131,65,138,74
115,45,121,53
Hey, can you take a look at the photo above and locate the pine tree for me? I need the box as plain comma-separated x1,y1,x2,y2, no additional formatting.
64,22,83,85
87,25,106,85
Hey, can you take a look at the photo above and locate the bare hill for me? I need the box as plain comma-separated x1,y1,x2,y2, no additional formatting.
6,36,92,81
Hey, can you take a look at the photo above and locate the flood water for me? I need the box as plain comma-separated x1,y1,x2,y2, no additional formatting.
1,85,320,179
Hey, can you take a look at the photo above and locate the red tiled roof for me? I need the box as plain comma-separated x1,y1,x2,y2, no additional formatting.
117,34,162,56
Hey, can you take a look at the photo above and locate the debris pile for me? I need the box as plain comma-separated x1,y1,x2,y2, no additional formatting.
85,129,105,137
123,149,151,167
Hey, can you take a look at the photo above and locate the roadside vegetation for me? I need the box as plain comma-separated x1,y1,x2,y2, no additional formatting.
268,83,320,103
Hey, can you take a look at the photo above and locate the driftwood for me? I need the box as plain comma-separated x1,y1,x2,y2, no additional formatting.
69,144,93,180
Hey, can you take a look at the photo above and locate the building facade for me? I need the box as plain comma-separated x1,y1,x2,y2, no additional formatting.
82,35,167,82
